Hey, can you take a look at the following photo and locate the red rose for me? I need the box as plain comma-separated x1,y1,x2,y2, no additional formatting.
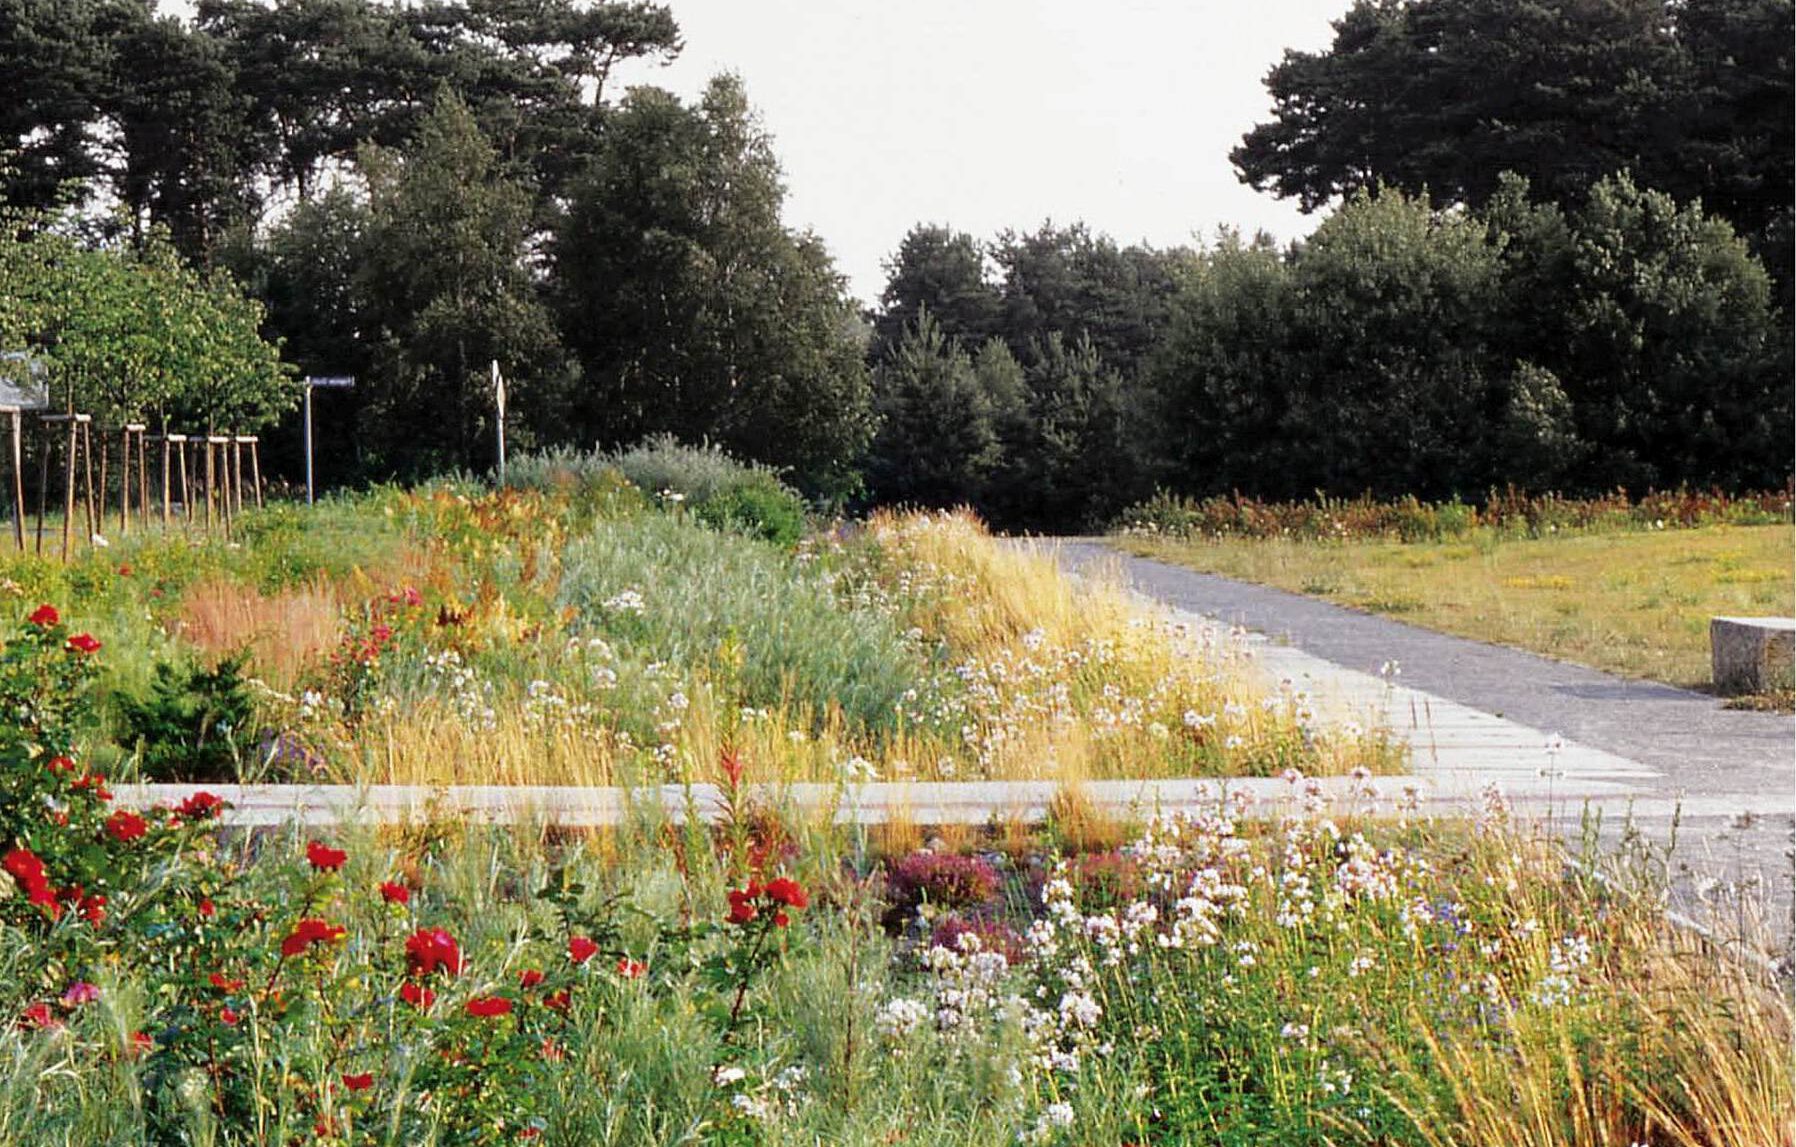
280,918,346,957
209,972,244,993
45,755,75,774
341,1072,374,1092
567,935,598,965
127,1030,153,1057
614,957,646,979
3,848,46,887
177,791,226,820
104,809,148,843
64,633,101,654
305,840,347,871
543,990,570,1012
765,877,809,910
465,996,513,1018
726,888,757,926
404,928,462,977
26,882,60,918
773,911,790,928
379,881,411,905
220,1006,240,1025
518,969,544,989
77,893,106,924
19,1002,58,1030
72,773,111,801
198,898,216,918
27,604,58,627
399,982,436,1009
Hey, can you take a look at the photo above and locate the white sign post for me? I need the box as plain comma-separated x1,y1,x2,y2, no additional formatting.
303,375,354,504
492,360,507,485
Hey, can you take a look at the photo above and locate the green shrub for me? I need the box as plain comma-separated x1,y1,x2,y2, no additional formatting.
558,514,923,736
691,477,807,547
115,654,261,782
607,435,797,507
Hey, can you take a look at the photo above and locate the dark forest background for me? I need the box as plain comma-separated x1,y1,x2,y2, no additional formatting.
2,0,1790,529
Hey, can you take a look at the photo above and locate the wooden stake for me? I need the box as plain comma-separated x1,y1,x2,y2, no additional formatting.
80,419,97,544
208,435,232,536
60,418,75,561
160,434,171,525
203,437,215,532
171,435,191,524
7,409,21,552
230,437,244,516
136,427,149,530
246,437,263,508
34,424,47,556
118,427,130,535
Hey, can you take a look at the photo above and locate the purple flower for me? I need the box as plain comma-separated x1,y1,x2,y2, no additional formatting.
62,982,101,1006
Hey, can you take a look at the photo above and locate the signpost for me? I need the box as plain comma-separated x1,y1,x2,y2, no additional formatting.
0,351,49,551
303,375,354,504
492,360,506,485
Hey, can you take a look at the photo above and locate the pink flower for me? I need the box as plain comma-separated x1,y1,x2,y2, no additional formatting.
61,982,100,1006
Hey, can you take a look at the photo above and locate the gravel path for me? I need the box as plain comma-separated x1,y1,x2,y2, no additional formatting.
1056,540,1796,953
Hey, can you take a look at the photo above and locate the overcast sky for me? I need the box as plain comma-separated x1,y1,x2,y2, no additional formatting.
612,1,1354,304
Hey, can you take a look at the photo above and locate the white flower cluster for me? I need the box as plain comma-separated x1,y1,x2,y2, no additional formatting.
424,649,496,730
600,587,645,614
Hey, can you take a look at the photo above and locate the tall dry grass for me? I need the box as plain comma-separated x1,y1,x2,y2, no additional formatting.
172,576,342,689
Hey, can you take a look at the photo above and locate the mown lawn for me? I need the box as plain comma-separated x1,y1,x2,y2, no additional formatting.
1121,524,1794,690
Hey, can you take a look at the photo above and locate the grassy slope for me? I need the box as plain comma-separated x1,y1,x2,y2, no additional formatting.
1121,524,1793,689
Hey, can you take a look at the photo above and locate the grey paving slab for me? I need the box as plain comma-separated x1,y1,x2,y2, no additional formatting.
1051,539,1796,951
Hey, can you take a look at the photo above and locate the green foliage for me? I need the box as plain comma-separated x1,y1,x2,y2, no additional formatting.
557,512,925,736
868,310,1009,510
1142,182,1787,503
114,653,259,783
604,435,792,508
691,480,806,548
0,212,295,431
1232,0,1792,292
873,225,1002,357
552,76,875,498
354,94,568,479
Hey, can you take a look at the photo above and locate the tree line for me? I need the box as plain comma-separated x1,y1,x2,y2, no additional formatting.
871,176,1788,531
1,0,1788,528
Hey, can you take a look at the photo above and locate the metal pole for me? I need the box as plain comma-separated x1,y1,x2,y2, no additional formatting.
304,379,315,505
492,360,506,486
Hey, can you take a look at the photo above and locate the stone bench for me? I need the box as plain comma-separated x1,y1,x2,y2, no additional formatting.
1710,616,1795,694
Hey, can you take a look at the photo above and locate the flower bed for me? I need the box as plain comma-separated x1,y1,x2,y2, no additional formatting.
0,473,1398,788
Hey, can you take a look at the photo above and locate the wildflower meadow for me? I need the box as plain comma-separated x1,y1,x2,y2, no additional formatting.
0,444,1787,1146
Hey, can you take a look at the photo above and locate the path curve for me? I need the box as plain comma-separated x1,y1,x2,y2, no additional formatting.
1055,540,1796,945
